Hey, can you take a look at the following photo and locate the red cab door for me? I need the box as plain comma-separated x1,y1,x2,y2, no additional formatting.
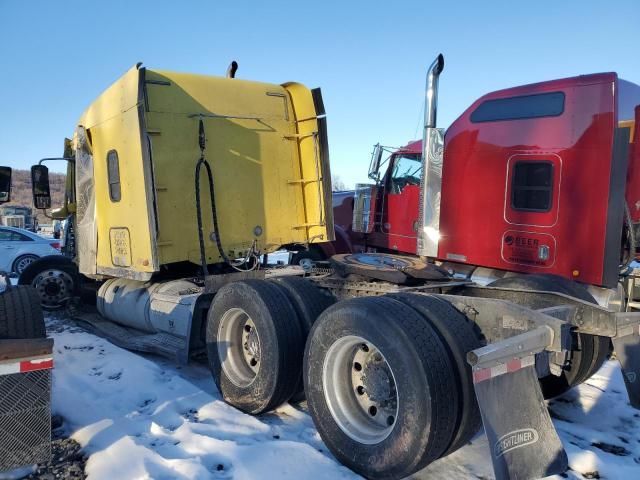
372,153,422,254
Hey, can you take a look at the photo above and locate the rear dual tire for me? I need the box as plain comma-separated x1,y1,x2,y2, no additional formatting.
305,295,474,479
388,293,483,456
488,274,610,398
206,280,303,414
268,276,336,402
206,277,334,414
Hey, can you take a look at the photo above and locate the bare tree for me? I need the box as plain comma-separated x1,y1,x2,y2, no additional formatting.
332,174,347,191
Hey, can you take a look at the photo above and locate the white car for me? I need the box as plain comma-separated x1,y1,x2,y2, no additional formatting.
0,226,61,275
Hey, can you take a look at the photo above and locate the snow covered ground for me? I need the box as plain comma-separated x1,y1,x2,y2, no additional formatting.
44,312,640,480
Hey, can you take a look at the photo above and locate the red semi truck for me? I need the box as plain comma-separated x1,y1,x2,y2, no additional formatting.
331,70,640,292
286,59,640,478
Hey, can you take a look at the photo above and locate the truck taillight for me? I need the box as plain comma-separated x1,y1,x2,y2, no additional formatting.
51,242,61,251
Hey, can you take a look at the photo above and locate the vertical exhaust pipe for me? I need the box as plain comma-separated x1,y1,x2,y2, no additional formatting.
227,61,238,78
418,54,446,258
423,54,444,129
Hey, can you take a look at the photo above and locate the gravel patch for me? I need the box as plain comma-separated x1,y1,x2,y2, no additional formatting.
26,415,85,480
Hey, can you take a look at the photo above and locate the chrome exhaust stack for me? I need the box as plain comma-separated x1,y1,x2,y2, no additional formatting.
424,54,444,129
417,54,446,258
227,61,238,78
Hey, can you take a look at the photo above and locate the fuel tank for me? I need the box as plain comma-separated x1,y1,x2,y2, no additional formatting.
96,278,201,338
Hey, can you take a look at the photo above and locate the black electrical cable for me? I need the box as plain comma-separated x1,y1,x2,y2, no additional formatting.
194,119,233,277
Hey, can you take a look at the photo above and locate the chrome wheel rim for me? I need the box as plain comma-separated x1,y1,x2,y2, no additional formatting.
217,308,261,387
15,256,36,274
323,335,399,444
32,269,74,308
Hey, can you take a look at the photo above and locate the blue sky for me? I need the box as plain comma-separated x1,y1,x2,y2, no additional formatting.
1,1,638,187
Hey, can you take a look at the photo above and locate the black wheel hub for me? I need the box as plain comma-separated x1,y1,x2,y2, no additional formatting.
44,281,61,296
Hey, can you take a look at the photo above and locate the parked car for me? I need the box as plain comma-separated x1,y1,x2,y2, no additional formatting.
0,226,61,275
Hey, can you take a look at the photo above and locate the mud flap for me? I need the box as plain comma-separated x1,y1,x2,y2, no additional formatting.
611,325,640,409
473,355,568,480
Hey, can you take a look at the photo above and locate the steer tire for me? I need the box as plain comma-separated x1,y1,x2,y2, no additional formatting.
206,280,303,414
488,274,609,398
0,286,46,339
389,293,483,457
304,296,458,479
269,276,336,402
18,255,80,310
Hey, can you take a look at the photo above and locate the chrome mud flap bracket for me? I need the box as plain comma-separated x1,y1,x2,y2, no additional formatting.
468,327,568,480
611,312,640,409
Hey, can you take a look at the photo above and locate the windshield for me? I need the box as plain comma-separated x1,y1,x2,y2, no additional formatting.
389,154,422,194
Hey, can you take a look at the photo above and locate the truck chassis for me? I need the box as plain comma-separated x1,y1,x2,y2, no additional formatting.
61,259,640,480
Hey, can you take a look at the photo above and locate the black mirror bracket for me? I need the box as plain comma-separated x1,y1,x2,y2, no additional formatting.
0,166,12,204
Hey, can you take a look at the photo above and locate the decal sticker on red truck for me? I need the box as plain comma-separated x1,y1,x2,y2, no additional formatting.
501,230,556,268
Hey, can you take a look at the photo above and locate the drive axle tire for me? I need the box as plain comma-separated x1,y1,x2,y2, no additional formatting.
269,276,336,334
269,276,336,402
488,274,609,398
206,280,303,414
18,255,79,310
304,296,458,479
0,286,46,339
389,293,483,457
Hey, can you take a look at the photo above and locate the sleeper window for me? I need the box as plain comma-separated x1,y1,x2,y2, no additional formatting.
471,92,565,123
107,150,121,202
511,162,553,212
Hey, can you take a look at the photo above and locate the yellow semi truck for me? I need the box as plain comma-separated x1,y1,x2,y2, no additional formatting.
21,61,335,411
31,63,332,280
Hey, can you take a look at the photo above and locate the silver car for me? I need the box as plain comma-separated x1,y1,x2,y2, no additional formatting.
0,226,61,275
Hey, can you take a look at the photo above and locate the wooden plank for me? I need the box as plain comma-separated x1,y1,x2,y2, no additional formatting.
0,338,53,361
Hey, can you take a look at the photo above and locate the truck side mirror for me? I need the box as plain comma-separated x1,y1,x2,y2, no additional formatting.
31,165,52,209
368,143,384,182
0,167,11,204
